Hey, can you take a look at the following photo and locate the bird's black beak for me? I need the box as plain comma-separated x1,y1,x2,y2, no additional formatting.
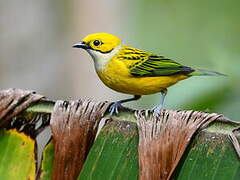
72,41,90,49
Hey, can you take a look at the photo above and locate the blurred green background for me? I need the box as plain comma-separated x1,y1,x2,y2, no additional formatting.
0,0,239,120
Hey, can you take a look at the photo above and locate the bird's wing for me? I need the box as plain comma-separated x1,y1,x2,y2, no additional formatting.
128,52,194,77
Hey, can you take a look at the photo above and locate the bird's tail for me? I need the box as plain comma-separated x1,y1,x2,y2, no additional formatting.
189,69,226,76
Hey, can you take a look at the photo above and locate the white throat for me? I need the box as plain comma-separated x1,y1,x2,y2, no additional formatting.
86,45,121,72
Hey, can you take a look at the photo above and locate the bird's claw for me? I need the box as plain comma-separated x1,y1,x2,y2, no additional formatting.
109,102,122,116
152,105,163,116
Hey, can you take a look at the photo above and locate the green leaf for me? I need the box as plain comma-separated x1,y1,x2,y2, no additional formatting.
78,121,139,180
0,130,35,180
175,127,240,179
39,141,54,180
25,100,55,114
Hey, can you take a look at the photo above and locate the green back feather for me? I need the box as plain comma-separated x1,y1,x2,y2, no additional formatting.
119,47,194,77
118,46,224,77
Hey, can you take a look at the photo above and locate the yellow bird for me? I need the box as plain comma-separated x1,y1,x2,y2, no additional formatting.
73,33,224,115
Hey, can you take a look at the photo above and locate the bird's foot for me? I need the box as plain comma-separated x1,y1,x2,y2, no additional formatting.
152,105,163,116
109,102,123,116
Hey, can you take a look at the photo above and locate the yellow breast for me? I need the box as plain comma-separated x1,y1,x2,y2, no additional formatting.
96,57,189,95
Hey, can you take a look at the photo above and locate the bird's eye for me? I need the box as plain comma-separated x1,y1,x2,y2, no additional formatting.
93,40,101,46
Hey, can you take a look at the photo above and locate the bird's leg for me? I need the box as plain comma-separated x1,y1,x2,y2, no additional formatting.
153,89,168,115
109,95,141,115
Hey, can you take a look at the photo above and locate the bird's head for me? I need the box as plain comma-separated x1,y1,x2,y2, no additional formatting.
73,33,121,53
73,33,122,70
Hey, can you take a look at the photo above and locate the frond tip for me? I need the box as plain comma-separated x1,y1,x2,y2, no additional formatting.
136,109,222,180
228,127,240,158
50,99,110,180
